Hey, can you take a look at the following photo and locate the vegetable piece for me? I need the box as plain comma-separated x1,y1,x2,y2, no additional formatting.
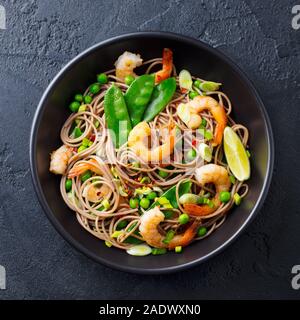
89,83,101,94
178,213,189,225
199,81,221,92
117,220,128,230
223,127,250,181
81,170,92,182
104,84,132,148
129,198,139,209
198,128,213,140
82,137,91,147
101,199,110,210
125,74,155,127
83,95,93,104
163,210,174,219
198,143,212,162
97,73,108,84
158,169,169,178
105,241,112,247
78,145,87,153
140,176,150,184
157,197,173,209
233,193,242,205
193,79,202,88
147,191,157,200
112,230,123,238
78,105,87,112
69,101,80,112
74,94,83,102
219,191,231,203
65,179,72,192
179,69,192,91
189,91,198,99
163,230,175,244
187,149,197,161
143,77,176,122
175,246,182,253
73,127,82,138
149,181,192,210
124,75,135,86
198,226,207,237
179,193,200,205
140,197,150,209
200,118,207,128
230,175,236,184
127,244,152,256
151,248,167,255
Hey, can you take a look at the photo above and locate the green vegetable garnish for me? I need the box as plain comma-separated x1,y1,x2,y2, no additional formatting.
97,73,108,84
152,248,167,255
198,226,207,237
69,101,80,112
178,213,189,225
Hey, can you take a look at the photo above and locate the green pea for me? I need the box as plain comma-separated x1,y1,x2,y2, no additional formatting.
193,80,202,88
116,220,128,230
83,95,93,104
125,75,135,86
65,179,72,192
147,191,157,200
97,73,108,84
69,101,80,112
198,226,207,237
81,170,92,182
129,198,139,209
187,149,197,160
219,191,231,203
189,91,198,99
158,170,168,178
89,83,101,94
140,197,150,209
74,94,83,102
175,246,182,253
77,145,87,153
178,213,189,225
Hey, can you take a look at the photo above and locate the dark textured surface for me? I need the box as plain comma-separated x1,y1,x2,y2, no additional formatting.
0,0,299,299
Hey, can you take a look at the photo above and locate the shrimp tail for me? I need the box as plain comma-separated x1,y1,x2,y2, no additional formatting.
168,219,199,249
155,48,173,83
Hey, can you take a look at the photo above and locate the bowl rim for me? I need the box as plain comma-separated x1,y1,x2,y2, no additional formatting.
29,31,274,274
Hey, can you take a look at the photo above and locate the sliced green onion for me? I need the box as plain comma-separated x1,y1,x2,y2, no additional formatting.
199,81,221,92
101,199,110,210
152,248,167,255
157,197,173,209
78,105,87,112
179,69,193,91
163,230,175,244
94,120,100,128
74,127,82,138
105,241,112,248
200,118,207,128
140,176,150,184
230,175,236,184
112,230,123,238
233,193,242,205
82,137,91,147
175,246,182,253
198,143,212,162
77,145,87,153
204,130,213,140
246,150,251,158
179,193,200,205
127,244,152,256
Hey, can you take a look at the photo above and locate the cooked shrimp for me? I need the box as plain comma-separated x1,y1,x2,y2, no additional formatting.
139,207,199,249
155,48,173,83
68,159,103,178
49,145,72,175
177,95,227,146
115,51,143,81
127,121,175,163
183,164,231,216
83,184,110,203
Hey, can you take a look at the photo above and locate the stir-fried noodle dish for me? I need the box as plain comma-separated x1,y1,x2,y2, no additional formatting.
50,49,251,256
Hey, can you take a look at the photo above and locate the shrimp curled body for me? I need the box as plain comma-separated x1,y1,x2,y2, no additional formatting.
115,51,143,81
184,164,231,216
128,121,175,163
177,95,227,146
49,145,72,175
139,207,199,249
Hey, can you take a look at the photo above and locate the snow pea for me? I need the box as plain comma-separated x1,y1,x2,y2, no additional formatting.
143,77,176,122
104,84,132,148
125,74,155,127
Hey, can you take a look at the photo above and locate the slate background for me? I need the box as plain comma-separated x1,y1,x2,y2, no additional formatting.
0,0,299,299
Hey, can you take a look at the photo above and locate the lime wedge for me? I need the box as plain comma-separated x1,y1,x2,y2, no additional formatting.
179,69,192,91
223,127,250,181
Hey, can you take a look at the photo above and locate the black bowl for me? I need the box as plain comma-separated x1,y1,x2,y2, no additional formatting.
30,32,274,274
